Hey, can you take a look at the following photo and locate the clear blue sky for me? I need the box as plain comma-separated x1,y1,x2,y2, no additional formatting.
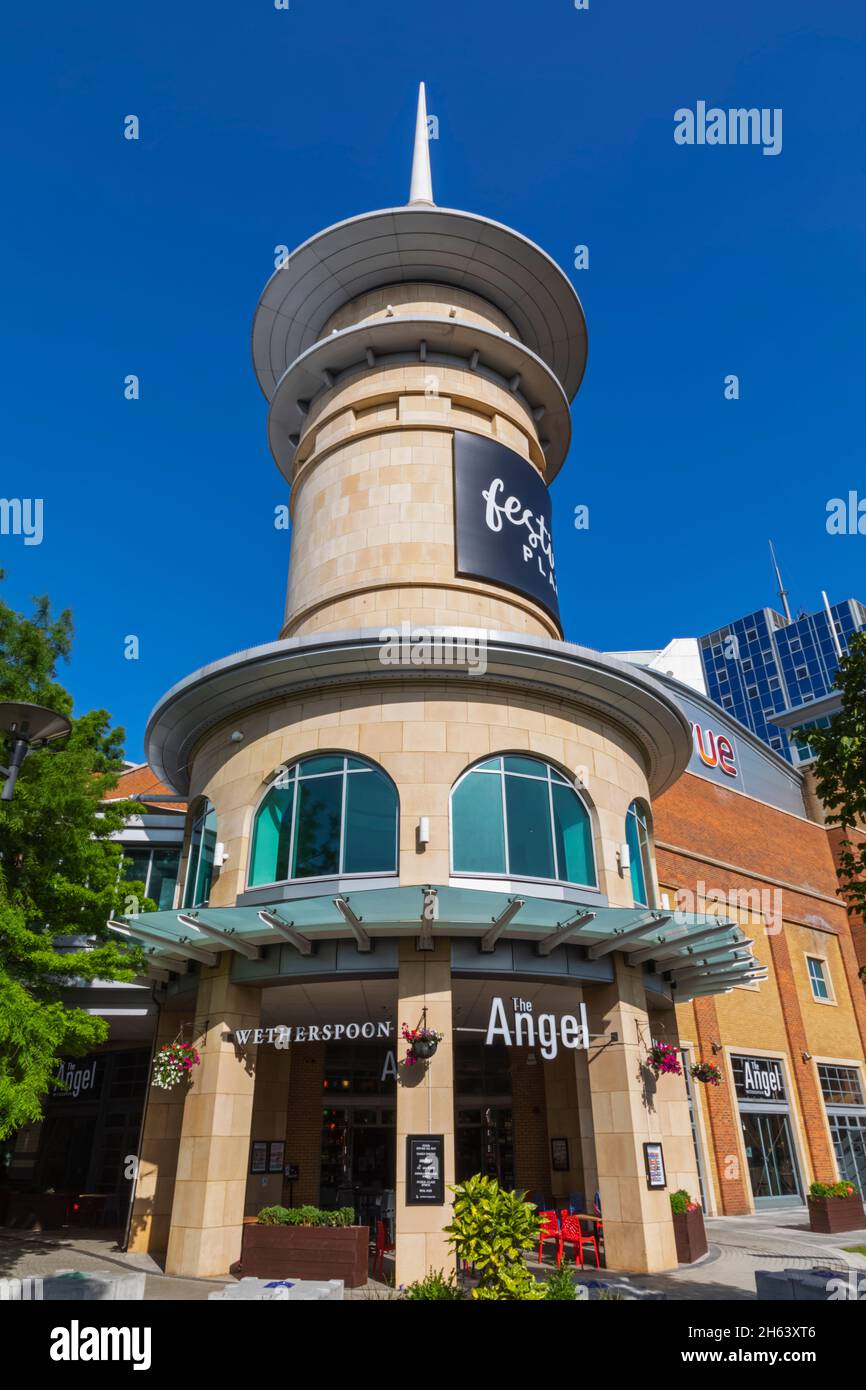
2,1,865,759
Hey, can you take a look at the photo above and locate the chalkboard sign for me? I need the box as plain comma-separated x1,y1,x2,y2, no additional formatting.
406,1135,445,1205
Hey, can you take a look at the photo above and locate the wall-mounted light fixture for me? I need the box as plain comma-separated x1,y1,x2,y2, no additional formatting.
616,842,631,873
711,1040,723,1055
801,1050,812,1062
417,816,430,846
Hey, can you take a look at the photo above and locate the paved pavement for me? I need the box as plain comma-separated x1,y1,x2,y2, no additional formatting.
2,1208,865,1301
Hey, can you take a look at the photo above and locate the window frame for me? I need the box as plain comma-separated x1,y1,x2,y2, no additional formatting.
805,953,835,1005
625,799,656,909
246,753,399,891
119,844,182,910
181,799,218,909
448,754,597,889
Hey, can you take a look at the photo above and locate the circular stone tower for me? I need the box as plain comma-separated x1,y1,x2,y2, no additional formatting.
143,86,724,1285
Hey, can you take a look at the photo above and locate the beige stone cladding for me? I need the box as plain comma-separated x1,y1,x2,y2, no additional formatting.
319,282,522,339
184,681,653,908
282,357,556,640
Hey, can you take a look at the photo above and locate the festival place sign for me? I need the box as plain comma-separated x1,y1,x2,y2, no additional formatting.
453,430,560,625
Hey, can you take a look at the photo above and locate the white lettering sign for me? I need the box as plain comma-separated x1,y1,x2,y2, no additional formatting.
484,996,589,1060
235,1020,394,1046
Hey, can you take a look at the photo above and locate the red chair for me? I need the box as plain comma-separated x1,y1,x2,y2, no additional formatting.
371,1219,395,1280
537,1210,562,1265
559,1211,602,1269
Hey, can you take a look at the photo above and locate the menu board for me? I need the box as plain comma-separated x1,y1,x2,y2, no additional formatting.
406,1135,445,1205
250,1141,268,1174
643,1141,666,1190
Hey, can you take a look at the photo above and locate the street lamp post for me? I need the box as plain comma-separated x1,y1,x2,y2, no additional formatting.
0,702,72,801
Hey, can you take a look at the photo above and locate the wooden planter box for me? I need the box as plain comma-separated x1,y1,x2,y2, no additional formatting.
240,1224,370,1288
672,1207,708,1263
807,1194,866,1235
0,1192,70,1231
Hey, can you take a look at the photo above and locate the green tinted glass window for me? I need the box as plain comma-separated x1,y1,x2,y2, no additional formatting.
451,769,506,873
248,757,398,885
505,774,555,878
292,774,342,878
552,782,596,886
452,759,595,885
344,770,398,874
249,784,295,886
625,801,651,907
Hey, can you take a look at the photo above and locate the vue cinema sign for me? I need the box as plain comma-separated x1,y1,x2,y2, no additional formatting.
453,431,560,626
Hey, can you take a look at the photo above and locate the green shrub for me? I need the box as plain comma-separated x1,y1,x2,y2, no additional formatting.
255,1203,357,1227
670,1189,696,1214
544,1259,578,1301
401,1268,464,1300
256,1206,291,1226
810,1180,859,1199
444,1173,544,1301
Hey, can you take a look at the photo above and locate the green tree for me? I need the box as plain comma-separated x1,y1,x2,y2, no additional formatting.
0,576,144,1140
793,629,866,922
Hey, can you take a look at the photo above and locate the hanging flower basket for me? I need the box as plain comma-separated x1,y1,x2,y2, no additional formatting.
646,1041,682,1080
152,1041,200,1090
690,1060,723,1087
401,1024,444,1066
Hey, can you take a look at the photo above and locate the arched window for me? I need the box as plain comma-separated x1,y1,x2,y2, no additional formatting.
182,800,217,908
450,755,596,886
249,754,398,887
625,800,654,907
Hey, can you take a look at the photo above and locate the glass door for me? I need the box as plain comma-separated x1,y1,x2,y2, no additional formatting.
741,1111,803,1205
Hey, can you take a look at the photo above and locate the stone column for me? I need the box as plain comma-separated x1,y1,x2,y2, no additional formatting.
128,999,189,1255
164,956,261,1277
394,938,454,1286
584,957,679,1273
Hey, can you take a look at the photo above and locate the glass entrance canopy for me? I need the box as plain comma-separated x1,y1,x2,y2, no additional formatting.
110,885,764,1001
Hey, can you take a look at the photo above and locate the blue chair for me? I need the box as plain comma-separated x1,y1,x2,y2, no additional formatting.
527,1191,547,1211
567,1190,586,1214
594,1190,602,1216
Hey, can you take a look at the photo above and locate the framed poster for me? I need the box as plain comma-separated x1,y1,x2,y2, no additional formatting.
250,1141,268,1175
643,1141,666,1190
268,1141,285,1173
406,1135,445,1205
551,1137,570,1172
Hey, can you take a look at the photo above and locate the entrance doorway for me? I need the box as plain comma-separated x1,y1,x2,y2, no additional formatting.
319,1041,395,1231
732,1054,804,1208
454,1041,514,1186
740,1112,802,1204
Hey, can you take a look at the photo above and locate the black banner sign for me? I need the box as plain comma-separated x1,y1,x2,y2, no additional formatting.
453,430,560,625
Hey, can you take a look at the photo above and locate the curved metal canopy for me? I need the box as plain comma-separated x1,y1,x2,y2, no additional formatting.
111,886,764,1002
144,629,693,800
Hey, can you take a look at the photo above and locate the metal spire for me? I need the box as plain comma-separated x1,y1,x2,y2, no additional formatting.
768,539,792,623
408,81,434,206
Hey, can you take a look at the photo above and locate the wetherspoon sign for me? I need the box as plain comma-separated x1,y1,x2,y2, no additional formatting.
235,997,589,1063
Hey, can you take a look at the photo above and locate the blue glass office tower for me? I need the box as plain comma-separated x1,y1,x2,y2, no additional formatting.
698,599,866,765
